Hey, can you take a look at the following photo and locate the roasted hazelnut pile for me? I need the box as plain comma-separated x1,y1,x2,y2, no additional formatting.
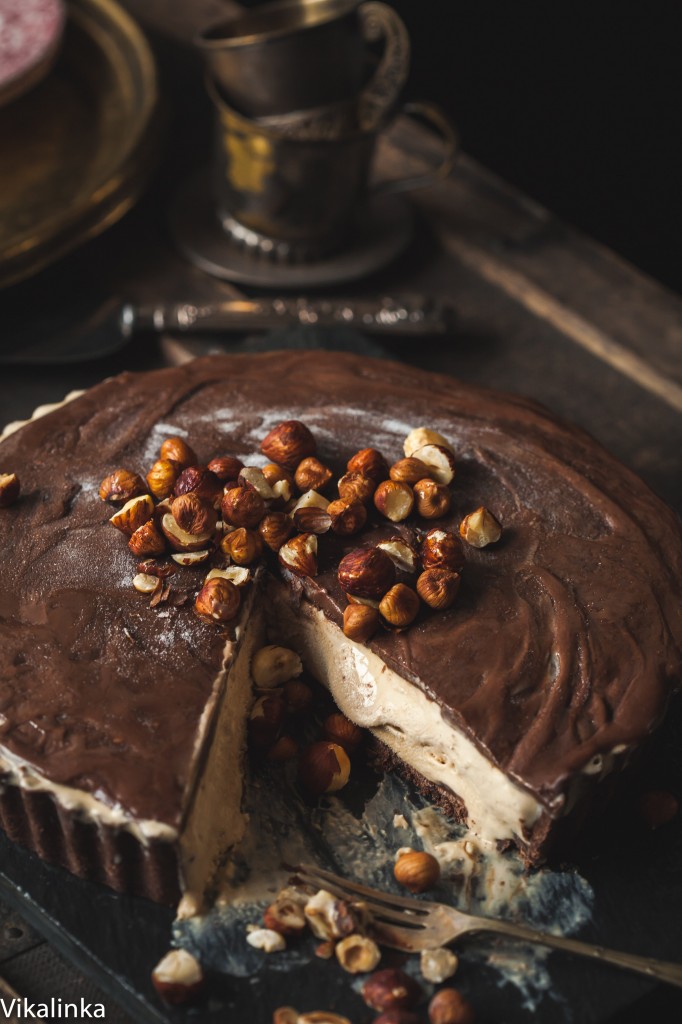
99,421,501,634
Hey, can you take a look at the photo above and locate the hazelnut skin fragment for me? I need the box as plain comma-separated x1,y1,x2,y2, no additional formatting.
0,472,21,508
160,436,197,468
261,419,316,470
343,603,381,643
338,547,396,601
379,584,420,628
298,741,351,795
428,988,475,1024
362,969,422,1012
394,850,440,893
100,468,146,504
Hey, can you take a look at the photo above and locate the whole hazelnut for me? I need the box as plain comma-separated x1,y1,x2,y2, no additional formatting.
338,547,396,600
323,712,363,752
283,679,314,714
420,529,465,572
413,479,452,519
171,493,217,536
160,436,197,468
222,485,266,528
459,506,502,548
146,459,181,500
380,584,420,628
259,511,295,551
252,645,303,687
293,505,333,534
389,457,431,485
374,480,415,523
394,850,440,893
347,448,389,483
279,533,318,577
174,465,222,505
151,949,203,1006
298,741,351,795
416,568,461,611
248,694,286,747
428,988,474,1024
362,969,422,1012
261,420,316,470
343,604,381,643
100,468,146,503
268,736,300,762
208,455,244,482
128,518,166,557
0,472,20,508
295,456,333,493
337,471,377,505
327,499,367,535
221,527,264,565
195,577,241,623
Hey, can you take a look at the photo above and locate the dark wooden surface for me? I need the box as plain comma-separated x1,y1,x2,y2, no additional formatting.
0,1,680,1020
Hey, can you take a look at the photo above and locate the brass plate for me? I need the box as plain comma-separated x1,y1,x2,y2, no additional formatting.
0,0,158,289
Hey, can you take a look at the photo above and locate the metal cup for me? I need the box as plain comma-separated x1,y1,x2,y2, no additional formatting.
208,79,459,261
196,0,404,120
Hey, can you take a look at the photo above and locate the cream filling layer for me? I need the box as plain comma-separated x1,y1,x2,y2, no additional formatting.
269,594,544,846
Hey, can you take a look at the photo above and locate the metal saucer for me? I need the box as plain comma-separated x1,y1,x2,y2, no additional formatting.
169,169,414,289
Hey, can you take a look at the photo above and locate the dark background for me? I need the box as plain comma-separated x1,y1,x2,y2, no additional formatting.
388,1,680,295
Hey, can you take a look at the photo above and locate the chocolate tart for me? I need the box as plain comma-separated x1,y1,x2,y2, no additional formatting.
0,351,680,902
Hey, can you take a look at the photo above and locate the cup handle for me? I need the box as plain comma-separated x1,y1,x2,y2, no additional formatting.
357,1,411,132
372,101,460,195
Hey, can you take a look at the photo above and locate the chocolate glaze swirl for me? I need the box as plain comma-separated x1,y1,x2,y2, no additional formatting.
0,352,680,826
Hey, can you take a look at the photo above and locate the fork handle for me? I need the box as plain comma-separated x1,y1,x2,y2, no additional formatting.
465,918,682,988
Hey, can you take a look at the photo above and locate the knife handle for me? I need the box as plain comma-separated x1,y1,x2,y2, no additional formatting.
121,295,455,338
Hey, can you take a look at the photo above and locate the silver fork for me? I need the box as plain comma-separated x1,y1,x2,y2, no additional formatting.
294,863,682,989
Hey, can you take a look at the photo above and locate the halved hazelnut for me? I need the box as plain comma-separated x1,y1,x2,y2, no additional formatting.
151,949,204,1006
394,850,440,893
362,970,422,1013
161,513,213,552
327,499,367,535
137,558,176,579
172,549,211,567
160,436,197,468
246,928,286,953
379,584,420,628
133,573,159,594
146,459,181,500
459,506,502,547
195,577,241,623
338,547,395,600
374,480,414,522
205,565,251,587
238,466,276,500
377,537,419,573
412,444,456,485
221,527,264,565
262,464,295,504
100,468,146,504
263,897,307,936
0,472,21,508
290,489,330,515
293,505,332,534
207,455,244,482
295,456,333,493
259,511,295,551
413,478,452,519
343,603,381,643
252,645,303,687
110,494,155,536
299,742,351,795
337,471,376,505
323,713,363,752
171,493,217,536
261,420,316,470
128,518,166,557
404,427,453,458
221,485,266,528
347,447,389,483
421,529,465,572
304,889,359,940
335,934,381,975
389,457,432,485
416,568,461,610
174,465,222,505
279,533,318,577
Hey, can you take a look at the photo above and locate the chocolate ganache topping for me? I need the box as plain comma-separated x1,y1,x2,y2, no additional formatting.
0,351,680,825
